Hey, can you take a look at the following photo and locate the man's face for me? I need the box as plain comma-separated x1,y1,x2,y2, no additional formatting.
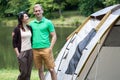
34,6,43,18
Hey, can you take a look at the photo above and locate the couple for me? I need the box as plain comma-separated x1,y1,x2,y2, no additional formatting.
12,4,57,80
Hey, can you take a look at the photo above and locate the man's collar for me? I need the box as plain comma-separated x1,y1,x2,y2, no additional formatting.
34,17,45,23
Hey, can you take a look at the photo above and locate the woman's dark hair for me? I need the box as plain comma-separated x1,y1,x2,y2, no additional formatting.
17,11,27,31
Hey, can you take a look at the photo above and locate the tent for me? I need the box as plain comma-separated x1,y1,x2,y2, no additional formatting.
45,4,120,80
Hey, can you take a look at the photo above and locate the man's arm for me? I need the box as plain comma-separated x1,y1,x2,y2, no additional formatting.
50,31,57,49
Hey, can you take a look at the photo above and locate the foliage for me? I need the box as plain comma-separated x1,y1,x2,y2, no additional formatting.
53,0,66,17
66,0,79,6
78,0,98,16
0,0,9,17
103,0,120,6
5,0,30,16
78,0,120,16
0,0,120,17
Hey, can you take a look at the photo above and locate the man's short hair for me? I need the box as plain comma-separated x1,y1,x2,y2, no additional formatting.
33,4,43,11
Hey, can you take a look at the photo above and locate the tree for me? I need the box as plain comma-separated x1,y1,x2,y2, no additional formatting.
0,0,9,17
5,0,30,16
103,0,120,6
66,0,79,6
78,0,103,16
64,0,79,10
53,0,66,17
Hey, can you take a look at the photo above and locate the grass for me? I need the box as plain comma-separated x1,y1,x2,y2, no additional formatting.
51,10,86,26
0,69,40,80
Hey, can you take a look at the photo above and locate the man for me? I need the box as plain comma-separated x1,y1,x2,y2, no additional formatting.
30,4,57,80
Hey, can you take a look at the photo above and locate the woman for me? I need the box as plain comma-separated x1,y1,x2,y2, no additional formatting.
12,11,33,80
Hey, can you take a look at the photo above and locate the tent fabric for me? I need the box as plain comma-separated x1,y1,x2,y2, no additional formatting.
91,4,119,17
85,25,120,80
103,25,120,46
112,8,120,15
65,29,96,74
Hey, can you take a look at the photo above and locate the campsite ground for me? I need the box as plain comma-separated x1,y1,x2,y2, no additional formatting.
0,69,39,80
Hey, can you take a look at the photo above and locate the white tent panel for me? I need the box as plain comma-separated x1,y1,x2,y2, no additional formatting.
91,4,120,17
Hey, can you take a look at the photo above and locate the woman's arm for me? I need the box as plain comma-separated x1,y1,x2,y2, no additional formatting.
12,29,20,57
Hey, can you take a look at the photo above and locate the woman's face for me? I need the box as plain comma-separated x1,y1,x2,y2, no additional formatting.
22,13,29,23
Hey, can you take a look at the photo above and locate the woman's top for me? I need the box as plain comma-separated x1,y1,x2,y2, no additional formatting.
12,25,32,53
20,26,32,52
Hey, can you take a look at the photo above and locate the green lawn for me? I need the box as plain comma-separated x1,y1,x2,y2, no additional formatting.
0,69,40,80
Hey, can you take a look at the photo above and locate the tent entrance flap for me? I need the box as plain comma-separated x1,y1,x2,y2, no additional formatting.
65,29,96,74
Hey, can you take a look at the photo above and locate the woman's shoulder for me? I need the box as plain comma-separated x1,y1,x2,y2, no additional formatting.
14,26,19,30
13,26,20,32
26,25,32,31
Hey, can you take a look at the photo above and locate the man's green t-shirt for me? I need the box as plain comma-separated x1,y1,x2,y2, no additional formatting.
30,17,55,48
